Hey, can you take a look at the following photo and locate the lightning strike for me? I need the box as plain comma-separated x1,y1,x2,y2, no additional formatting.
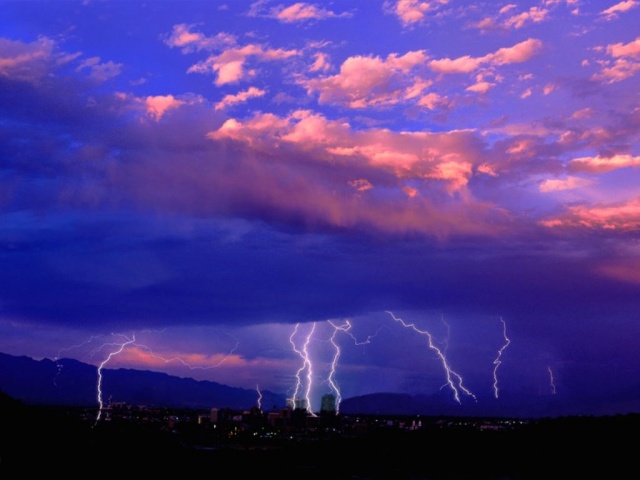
326,320,382,414
256,384,262,411
386,311,477,404
548,366,557,395
94,333,137,424
289,322,317,415
492,317,511,399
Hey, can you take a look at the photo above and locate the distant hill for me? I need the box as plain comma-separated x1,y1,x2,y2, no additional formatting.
2,352,639,417
0,352,286,411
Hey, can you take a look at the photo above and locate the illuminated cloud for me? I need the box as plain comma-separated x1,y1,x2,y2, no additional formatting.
0,36,77,82
208,109,483,191
271,2,351,22
164,23,235,52
301,50,430,108
473,6,549,30
348,179,374,192
387,0,449,26
188,43,299,85
600,0,638,20
569,154,640,174
429,38,543,74
592,36,640,83
541,198,640,230
145,95,187,120
539,176,593,192
214,86,266,111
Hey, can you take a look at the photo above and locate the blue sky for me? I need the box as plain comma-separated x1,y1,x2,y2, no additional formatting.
1,0,639,415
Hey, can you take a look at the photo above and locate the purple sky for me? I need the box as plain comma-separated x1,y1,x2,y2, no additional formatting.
1,0,640,414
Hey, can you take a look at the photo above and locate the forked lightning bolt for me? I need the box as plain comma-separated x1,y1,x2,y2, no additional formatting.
289,323,317,414
327,320,382,414
492,317,511,399
54,331,240,425
386,311,477,404
94,333,137,424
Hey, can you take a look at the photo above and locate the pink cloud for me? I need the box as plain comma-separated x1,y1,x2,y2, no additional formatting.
310,52,331,72
490,38,544,65
539,176,593,192
214,86,266,111
164,24,235,52
144,95,186,121
503,7,549,29
592,36,640,83
429,38,543,74
430,55,482,74
389,0,449,26
272,2,350,22
541,198,640,230
607,37,640,58
600,0,638,19
0,37,78,82
348,179,374,192
568,154,640,174
301,51,429,108
188,44,298,85
208,110,484,192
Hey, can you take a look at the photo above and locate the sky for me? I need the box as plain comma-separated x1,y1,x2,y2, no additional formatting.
1,0,639,415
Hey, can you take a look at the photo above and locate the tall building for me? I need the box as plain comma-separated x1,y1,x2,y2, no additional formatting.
320,393,337,414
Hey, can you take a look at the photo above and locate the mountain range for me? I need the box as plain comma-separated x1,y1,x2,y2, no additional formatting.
1,352,639,417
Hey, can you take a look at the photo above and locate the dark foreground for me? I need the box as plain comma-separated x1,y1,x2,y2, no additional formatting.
1,394,637,479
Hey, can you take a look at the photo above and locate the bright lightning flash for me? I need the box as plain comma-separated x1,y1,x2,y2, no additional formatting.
94,334,137,424
256,384,262,411
492,317,511,399
289,322,317,415
386,311,476,404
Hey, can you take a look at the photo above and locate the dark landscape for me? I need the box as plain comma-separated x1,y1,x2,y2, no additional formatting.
1,351,638,479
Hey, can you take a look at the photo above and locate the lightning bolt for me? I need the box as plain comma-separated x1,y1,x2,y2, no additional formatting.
492,317,511,399
386,311,476,404
256,384,262,411
327,321,345,413
548,366,557,395
289,322,316,415
326,320,382,414
93,333,137,425
55,331,240,425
